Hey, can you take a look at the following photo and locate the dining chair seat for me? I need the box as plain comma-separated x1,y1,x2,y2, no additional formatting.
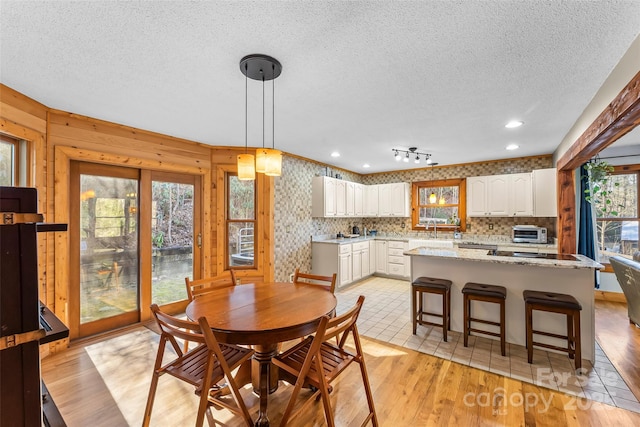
142,304,254,427
272,295,378,427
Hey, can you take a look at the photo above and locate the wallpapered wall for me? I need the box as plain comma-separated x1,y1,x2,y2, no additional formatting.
272,155,554,282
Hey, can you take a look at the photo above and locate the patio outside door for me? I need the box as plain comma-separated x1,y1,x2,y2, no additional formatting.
70,163,200,338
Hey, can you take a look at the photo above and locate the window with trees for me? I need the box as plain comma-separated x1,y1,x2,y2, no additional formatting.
227,174,256,269
0,135,19,186
412,178,466,231
595,165,639,265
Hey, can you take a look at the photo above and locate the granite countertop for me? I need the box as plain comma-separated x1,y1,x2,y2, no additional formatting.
313,235,557,250
403,247,603,270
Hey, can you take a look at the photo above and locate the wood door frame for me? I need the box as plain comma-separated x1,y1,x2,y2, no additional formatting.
556,71,640,254
55,146,211,337
142,171,203,318
70,161,142,338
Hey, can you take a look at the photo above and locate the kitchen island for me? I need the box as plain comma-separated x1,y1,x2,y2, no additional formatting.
405,246,602,362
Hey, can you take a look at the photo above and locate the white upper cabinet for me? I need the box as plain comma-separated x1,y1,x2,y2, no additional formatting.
313,177,408,218
378,183,410,217
532,168,558,217
509,173,533,216
312,176,337,217
345,181,355,216
354,183,364,216
467,173,533,217
364,185,378,217
487,175,510,216
467,177,489,216
335,179,346,217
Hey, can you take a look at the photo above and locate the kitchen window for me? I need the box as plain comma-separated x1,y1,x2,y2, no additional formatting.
411,178,466,231
595,165,639,267
226,173,256,269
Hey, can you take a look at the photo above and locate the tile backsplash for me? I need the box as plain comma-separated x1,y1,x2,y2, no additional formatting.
273,155,554,281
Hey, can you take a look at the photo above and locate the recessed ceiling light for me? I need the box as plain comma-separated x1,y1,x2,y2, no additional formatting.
363,164,370,168
330,152,340,157
505,120,524,129
506,144,519,150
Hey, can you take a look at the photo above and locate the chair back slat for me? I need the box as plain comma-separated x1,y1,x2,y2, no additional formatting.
185,273,235,300
293,268,337,294
151,304,206,345
323,295,364,343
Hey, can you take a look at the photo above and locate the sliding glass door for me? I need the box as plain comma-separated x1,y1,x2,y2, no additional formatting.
70,163,201,338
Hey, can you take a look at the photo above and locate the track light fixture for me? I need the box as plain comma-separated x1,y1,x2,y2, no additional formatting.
391,147,436,166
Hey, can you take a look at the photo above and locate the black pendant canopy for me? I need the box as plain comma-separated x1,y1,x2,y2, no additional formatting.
240,54,282,81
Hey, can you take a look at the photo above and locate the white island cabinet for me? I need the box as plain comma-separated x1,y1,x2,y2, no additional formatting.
405,247,602,362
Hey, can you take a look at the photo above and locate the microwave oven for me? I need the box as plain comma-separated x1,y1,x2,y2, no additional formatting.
512,225,547,243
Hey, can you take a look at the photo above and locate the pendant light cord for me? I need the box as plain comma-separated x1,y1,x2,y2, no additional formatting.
272,63,275,150
262,71,265,149
245,64,248,154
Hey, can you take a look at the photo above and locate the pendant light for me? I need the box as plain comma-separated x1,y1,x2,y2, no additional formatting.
239,54,282,178
255,72,268,173
429,191,437,204
237,61,255,181
265,59,282,176
429,163,437,203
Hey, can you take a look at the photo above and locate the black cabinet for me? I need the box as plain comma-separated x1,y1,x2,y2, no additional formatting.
0,187,68,426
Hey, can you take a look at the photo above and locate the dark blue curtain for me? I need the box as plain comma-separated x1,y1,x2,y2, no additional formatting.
578,163,599,289
578,163,596,261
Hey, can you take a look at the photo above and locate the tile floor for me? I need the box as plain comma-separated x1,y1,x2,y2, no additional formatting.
335,276,640,413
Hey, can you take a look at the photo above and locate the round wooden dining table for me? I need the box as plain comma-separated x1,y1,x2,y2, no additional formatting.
186,281,337,427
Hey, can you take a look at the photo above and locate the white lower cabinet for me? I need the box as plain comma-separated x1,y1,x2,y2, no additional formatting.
369,240,376,275
351,241,369,282
312,241,374,289
339,249,352,288
387,240,409,278
374,240,388,274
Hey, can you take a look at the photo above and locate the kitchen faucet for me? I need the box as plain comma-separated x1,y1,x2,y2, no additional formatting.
425,219,438,239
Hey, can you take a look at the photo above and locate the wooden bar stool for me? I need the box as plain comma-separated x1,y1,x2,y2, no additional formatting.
462,282,507,356
412,277,452,341
523,290,582,370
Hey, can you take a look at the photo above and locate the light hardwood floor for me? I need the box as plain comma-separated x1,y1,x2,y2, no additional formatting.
42,300,640,427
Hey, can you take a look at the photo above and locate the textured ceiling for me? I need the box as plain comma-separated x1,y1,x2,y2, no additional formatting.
1,1,639,173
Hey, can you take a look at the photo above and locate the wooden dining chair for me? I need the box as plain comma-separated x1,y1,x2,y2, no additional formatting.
185,272,235,301
230,268,264,285
184,273,236,352
272,295,378,427
292,268,337,294
142,304,254,427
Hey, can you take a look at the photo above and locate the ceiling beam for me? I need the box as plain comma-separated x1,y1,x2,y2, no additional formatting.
556,70,640,255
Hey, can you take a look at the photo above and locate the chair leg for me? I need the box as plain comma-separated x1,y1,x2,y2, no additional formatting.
442,291,448,342
446,290,451,331
500,300,506,357
412,288,417,334
526,304,533,364
358,358,379,426
573,311,582,370
463,295,470,348
567,313,574,359
315,357,335,427
142,372,160,427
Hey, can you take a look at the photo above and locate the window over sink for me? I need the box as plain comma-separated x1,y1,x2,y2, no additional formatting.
411,178,466,232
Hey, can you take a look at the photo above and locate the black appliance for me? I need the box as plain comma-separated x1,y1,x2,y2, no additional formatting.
0,186,68,426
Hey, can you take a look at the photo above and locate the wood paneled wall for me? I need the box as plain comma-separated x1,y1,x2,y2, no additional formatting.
0,84,273,342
